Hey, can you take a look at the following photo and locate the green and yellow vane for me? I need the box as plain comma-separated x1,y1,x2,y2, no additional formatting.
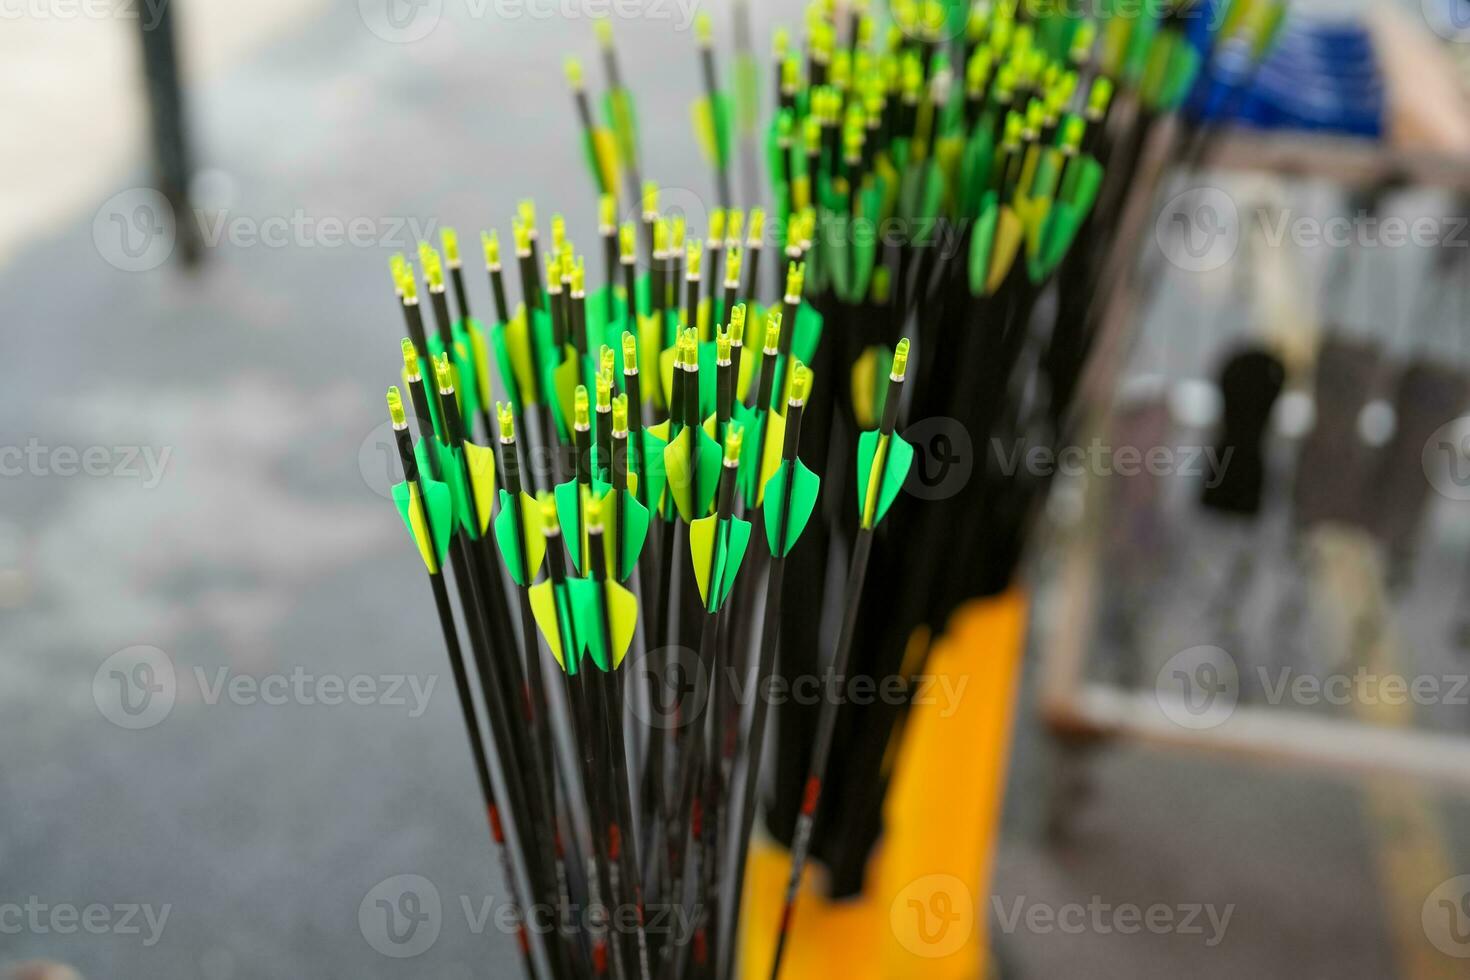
491,406,547,589
554,381,651,583
527,493,640,677
761,364,820,557
663,331,723,523
403,344,498,545
387,387,453,575
690,426,753,612
854,339,916,531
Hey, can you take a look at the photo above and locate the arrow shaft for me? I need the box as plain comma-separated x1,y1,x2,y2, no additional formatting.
768,528,873,980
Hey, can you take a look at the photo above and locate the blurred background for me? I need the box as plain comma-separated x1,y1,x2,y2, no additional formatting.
10,0,1470,977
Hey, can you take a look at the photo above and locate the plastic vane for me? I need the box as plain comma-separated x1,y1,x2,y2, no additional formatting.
690,428,753,612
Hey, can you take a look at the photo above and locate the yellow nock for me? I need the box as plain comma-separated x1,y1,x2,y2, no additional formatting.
621,331,638,370
435,353,454,393
725,245,743,286
574,386,589,429
564,57,583,89
764,309,782,351
599,194,615,231
724,424,743,465
496,402,515,441
441,227,461,266
892,338,910,380
686,239,703,278
619,222,635,262
791,363,812,403
785,261,805,299
482,229,500,268
748,209,765,244
708,209,726,244
729,303,746,343
642,181,659,216
612,394,628,434
387,387,406,427
716,330,731,364
401,338,420,378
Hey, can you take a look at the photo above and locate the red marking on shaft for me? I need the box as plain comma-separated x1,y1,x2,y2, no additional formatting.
801,776,821,816
694,928,708,966
593,940,609,974
488,805,505,843
517,926,530,954
609,823,622,862
692,798,703,837
778,902,794,934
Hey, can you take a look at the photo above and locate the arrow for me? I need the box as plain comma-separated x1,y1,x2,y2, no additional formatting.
769,340,914,980
384,388,539,980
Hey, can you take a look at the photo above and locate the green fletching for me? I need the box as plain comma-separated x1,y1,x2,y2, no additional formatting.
550,347,580,443
529,579,573,672
690,512,753,611
731,402,764,505
792,302,823,366
462,441,497,534
762,458,820,557
641,423,671,513
567,577,608,670
498,313,535,406
718,517,751,607
663,424,722,522
554,480,586,572
605,578,638,666
969,196,999,296
416,439,474,538
392,479,452,573
856,429,916,529
494,489,545,586
617,490,650,581
602,89,640,168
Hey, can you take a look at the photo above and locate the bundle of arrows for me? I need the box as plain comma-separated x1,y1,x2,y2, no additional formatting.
375,0,1284,977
